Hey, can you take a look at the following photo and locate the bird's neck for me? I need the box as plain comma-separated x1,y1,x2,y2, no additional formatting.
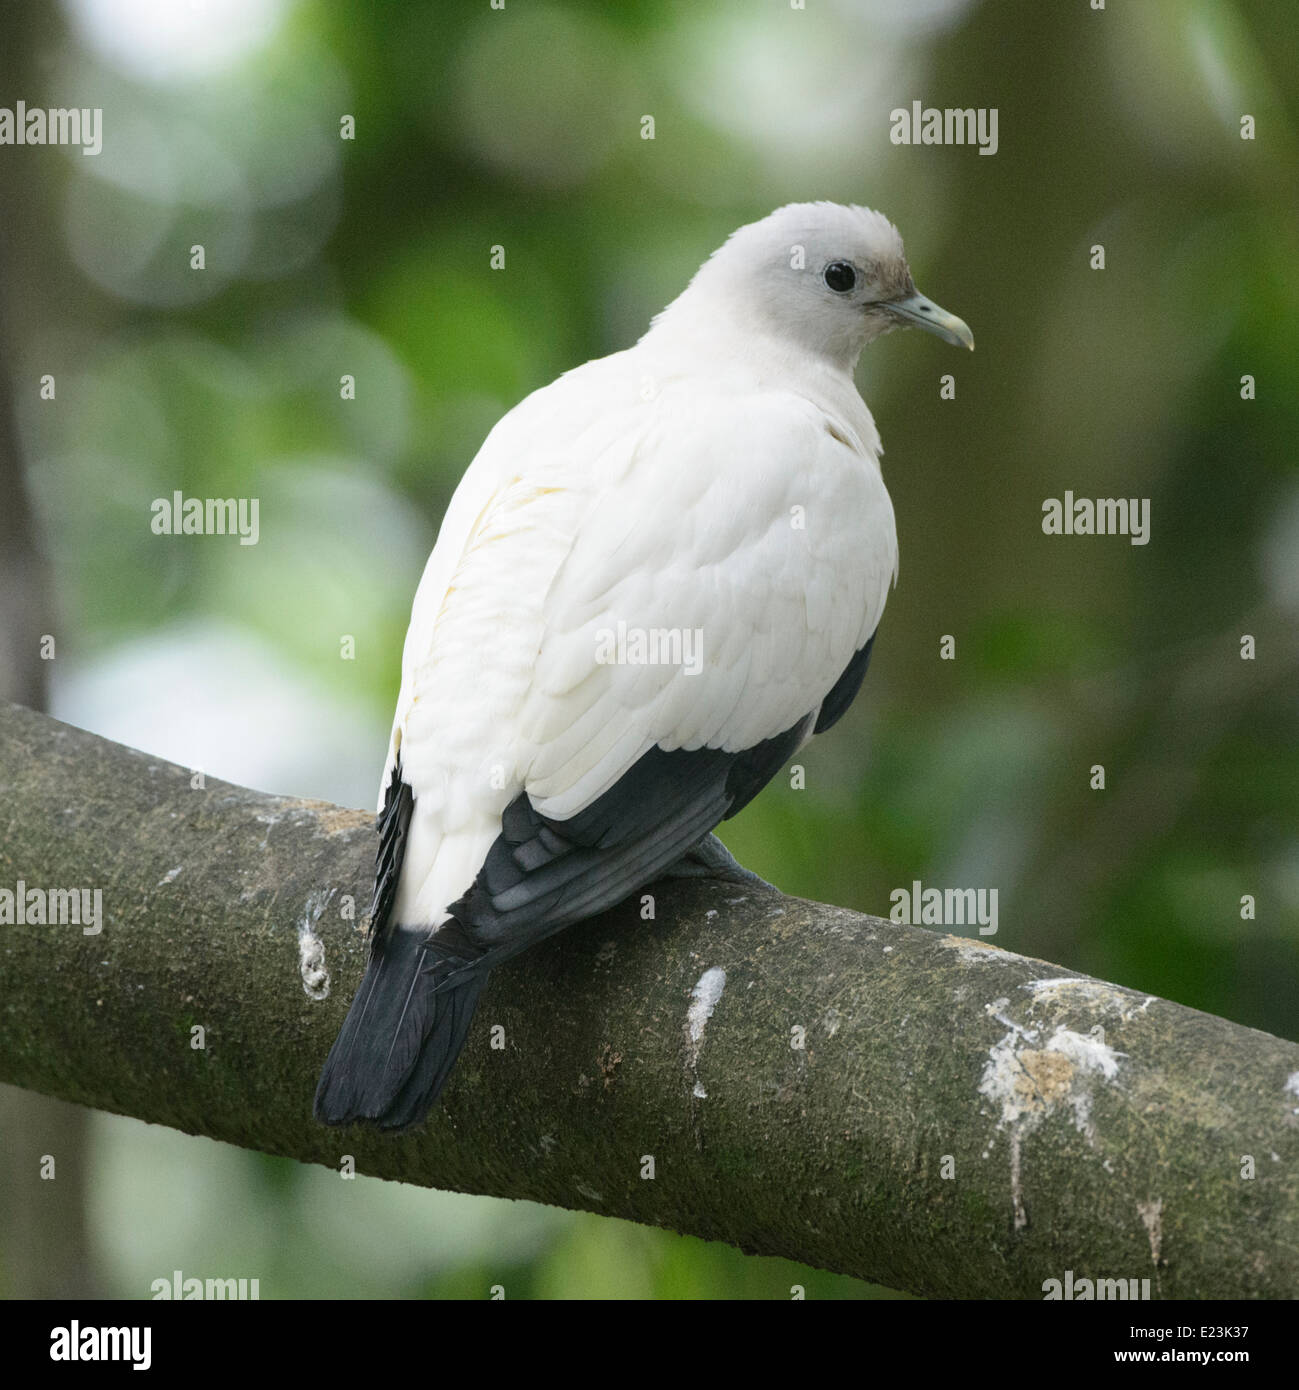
644,302,862,385
640,303,875,447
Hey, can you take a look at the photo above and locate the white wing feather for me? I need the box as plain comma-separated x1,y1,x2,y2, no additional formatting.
520,385,895,818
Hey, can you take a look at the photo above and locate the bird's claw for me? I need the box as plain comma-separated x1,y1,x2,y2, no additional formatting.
660,833,777,890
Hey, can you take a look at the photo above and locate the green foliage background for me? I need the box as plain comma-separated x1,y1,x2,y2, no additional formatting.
1,0,1296,1298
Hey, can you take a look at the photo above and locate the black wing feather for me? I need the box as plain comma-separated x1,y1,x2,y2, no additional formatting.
369,754,414,950
814,634,875,734
450,711,815,954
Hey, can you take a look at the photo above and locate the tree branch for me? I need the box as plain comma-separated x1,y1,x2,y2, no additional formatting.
1,700,1295,1298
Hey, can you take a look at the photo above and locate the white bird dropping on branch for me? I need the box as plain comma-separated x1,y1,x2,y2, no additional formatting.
315,201,974,1130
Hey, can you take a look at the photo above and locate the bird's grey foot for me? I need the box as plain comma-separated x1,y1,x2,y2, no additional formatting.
661,833,777,890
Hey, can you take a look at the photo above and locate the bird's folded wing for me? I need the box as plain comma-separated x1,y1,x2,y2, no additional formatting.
518,386,895,821
446,386,894,950
389,379,894,942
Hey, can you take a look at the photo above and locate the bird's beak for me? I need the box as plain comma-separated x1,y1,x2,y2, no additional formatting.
885,289,975,351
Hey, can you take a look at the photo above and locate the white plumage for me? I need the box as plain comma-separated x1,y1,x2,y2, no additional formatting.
316,201,972,1129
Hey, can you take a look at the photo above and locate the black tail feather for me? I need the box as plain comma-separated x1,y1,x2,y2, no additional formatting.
314,924,486,1131
377,968,487,1132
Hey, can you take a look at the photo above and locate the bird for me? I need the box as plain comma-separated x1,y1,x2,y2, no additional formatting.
314,201,973,1131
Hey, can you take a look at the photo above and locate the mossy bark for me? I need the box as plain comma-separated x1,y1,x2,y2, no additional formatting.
0,701,1296,1297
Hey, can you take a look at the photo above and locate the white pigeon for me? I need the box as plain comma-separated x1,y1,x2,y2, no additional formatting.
315,201,973,1130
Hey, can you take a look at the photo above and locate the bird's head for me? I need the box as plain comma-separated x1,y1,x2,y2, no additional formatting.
664,201,973,370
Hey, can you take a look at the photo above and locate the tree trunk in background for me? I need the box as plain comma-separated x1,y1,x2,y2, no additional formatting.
0,0,100,1302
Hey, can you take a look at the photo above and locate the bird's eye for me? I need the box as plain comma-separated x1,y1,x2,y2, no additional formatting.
823,261,857,293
